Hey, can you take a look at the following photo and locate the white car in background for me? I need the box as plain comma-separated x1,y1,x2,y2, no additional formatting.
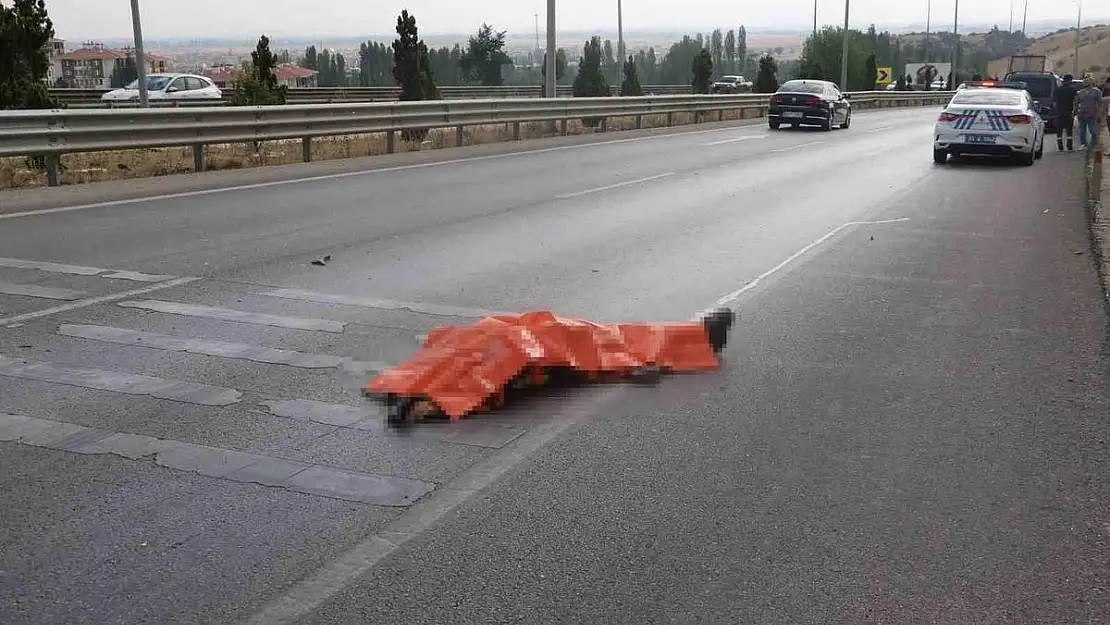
933,82,1045,166
100,73,223,102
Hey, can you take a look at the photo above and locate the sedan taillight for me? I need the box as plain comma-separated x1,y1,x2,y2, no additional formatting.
806,96,821,106
938,112,959,122
1006,114,1032,124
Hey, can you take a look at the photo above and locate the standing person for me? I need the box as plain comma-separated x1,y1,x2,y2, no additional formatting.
1075,75,1103,149
1055,74,1077,151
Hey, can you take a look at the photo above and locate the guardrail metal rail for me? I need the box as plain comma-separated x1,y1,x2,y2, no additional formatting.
2,91,954,186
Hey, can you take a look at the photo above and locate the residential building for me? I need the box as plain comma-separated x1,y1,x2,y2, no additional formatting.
54,42,169,88
275,65,319,88
44,38,66,84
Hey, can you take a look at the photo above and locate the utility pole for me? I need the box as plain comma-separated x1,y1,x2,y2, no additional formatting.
617,0,625,71
534,13,541,67
1021,0,1028,34
925,0,931,63
1009,0,1014,32
1075,0,1083,77
950,0,959,89
545,0,556,98
840,0,850,91
129,0,149,107
813,0,818,35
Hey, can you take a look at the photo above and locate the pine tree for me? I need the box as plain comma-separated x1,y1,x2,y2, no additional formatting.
692,49,713,93
754,54,778,93
864,53,878,91
392,10,439,141
620,55,643,96
460,23,510,86
0,0,60,110
231,34,286,105
573,36,611,128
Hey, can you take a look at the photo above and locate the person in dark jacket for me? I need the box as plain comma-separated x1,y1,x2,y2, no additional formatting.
1056,74,1077,151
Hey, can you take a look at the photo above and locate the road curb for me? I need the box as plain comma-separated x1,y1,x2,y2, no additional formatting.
1088,111,1110,313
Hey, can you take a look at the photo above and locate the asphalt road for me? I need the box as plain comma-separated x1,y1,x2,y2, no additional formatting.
1,107,1107,625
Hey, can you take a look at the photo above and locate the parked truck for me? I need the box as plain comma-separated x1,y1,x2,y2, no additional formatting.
1005,55,1048,74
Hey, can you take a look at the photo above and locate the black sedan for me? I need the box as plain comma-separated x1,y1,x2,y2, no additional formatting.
768,79,852,131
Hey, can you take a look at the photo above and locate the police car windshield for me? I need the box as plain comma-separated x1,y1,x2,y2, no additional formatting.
951,91,1025,106
778,81,825,94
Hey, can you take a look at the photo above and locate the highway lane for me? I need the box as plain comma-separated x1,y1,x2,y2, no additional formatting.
1,107,1106,624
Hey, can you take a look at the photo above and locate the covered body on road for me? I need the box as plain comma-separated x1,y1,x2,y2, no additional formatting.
364,309,735,426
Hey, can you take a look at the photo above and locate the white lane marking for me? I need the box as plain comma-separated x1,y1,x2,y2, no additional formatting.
703,134,768,146
0,257,104,275
0,355,242,406
0,257,176,282
868,125,895,133
0,412,434,506
769,140,824,153
243,386,624,625
116,300,346,333
56,324,387,371
0,276,200,327
554,172,676,200
100,270,178,283
261,288,509,319
0,281,86,301
698,217,911,315
0,124,769,221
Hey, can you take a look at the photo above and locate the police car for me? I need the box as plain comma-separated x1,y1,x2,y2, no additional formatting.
933,81,1046,166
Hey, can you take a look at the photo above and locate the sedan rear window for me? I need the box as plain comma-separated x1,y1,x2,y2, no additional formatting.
778,81,825,94
951,91,1024,106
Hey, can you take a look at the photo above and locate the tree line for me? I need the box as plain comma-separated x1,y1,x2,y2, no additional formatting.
793,24,1032,90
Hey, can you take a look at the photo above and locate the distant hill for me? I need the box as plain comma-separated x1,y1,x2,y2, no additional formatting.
987,25,1110,78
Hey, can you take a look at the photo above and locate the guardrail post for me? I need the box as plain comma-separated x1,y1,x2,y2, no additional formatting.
386,130,396,154
513,122,521,140
635,115,643,130
302,137,312,162
560,119,568,135
45,154,60,187
717,109,723,122
192,144,206,173
456,126,464,147
667,112,673,126
599,117,608,133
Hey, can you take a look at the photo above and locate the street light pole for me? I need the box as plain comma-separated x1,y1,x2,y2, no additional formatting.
840,0,849,90
1009,0,1014,32
925,0,931,63
545,0,556,98
617,0,625,70
129,0,149,107
1021,0,1028,34
813,0,818,35
950,0,960,88
1075,0,1083,77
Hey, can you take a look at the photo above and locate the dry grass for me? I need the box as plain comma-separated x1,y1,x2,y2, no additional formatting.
0,108,758,190
986,25,1110,78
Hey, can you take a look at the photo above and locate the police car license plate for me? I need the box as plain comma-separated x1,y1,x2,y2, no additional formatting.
783,111,803,118
966,134,997,144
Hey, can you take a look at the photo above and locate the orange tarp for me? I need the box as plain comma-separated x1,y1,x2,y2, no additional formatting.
365,311,721,420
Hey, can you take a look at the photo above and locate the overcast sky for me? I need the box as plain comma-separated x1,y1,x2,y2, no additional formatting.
35,0,1100,40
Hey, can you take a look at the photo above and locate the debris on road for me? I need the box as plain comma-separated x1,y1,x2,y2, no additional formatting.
364,308,736,427
311,255,332,266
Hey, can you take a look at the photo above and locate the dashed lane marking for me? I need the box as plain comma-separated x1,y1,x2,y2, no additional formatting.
0,354,242,406
0,412,434,506
117,300,346,333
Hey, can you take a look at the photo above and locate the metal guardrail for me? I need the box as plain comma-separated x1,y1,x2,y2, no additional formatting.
47,85,695,106
3,90,954,186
